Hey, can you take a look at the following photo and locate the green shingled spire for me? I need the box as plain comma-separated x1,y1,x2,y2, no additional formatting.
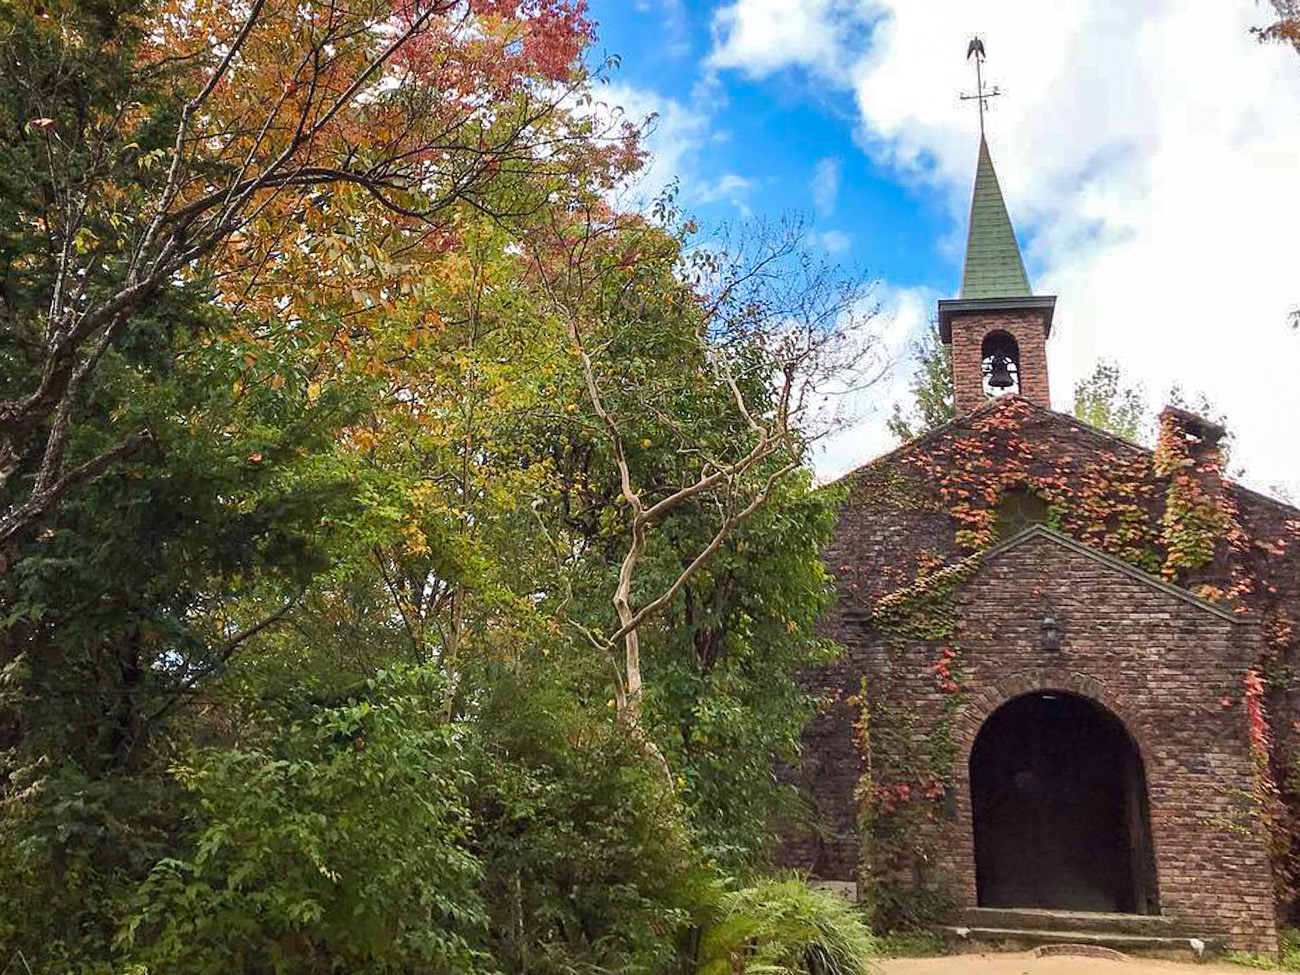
959,137,1032,299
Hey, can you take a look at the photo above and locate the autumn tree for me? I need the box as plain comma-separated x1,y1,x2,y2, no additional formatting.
0,0,643,965
0,2,885,970
0,0,638,829
0,0,635,559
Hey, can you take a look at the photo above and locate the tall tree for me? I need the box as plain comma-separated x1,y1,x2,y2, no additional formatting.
886,326,954,443
0,0,633,559
525,207,879,743
1072,359,1150,443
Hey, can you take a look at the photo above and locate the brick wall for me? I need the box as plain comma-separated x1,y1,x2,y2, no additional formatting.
782,399,1300,954
950,535,1276,951
791,530,1277,952
948,310,1052,413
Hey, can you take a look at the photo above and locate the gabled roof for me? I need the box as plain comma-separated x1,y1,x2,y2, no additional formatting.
981,525,1249,624
825,395,1139,489
825,395,1298,623
827,394,1298,520
960,137,1032,300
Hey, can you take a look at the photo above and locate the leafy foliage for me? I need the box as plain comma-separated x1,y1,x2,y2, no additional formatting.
467,669,704,975
122,667,484,975
1072,359,1150,443
696,879,878,975
887,329,955,443
0,0,633,555
0,2,874,971
648,474,847,872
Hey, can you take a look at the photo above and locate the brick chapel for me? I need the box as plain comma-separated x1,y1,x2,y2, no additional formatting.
786,131,1300,955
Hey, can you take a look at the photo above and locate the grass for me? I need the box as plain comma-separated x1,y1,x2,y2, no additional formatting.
1224,928,1300,971
877,928,949,958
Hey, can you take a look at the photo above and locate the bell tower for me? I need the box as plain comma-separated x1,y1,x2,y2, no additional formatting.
939,40,1055,415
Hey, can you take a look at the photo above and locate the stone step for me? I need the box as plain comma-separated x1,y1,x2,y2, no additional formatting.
937,925,1223,959
960,907,1185,936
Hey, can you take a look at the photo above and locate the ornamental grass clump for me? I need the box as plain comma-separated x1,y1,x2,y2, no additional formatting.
697,878,877,975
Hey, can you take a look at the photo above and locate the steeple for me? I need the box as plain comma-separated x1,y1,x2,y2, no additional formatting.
960,137,1032,299
939,37,1056,415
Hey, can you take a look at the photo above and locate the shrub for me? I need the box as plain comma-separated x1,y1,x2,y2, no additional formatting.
696,878,877,975
467,669,703,975
120,666,485,975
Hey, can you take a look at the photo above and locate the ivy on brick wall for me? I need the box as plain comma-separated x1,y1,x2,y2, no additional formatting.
1153,410,1234,581
856,544,972,929
871,556,978,645
849,679,961,930
845,395,1300,919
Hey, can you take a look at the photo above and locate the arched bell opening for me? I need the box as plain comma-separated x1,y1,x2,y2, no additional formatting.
981,330,1020,397
970,691,1159,914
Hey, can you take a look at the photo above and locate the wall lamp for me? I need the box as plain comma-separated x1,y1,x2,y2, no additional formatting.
1040,615,1062,651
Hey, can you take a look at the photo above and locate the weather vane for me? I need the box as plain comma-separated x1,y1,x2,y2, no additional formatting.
960,36,1002,138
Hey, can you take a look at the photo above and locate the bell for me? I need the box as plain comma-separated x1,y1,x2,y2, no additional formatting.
987,356,1016,390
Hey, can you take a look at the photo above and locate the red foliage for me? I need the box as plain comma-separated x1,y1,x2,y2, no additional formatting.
932,647,959,693
393,0,593,91
1246,668,1271,757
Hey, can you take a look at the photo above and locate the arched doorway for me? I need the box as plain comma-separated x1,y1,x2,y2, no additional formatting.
970,692,1158,913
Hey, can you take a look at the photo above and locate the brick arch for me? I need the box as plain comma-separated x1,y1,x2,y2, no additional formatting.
956,671,1154,774
980,329,1020,378
952,671,1162,913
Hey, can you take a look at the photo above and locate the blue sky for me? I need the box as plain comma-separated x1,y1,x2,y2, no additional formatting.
588,0,956,287
582,0,1300,498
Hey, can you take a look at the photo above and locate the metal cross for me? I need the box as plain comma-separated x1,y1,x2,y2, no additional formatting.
960,36,1002,138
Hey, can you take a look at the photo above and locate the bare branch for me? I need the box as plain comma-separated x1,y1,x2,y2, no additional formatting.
603,460,800,651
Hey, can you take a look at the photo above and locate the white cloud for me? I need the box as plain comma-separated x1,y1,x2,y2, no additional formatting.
811,229,852,254
708,0,865,77
710,0,1300,496
811,156,843,217
811,284,935,481
588,80,764,218
696,172,755,215
594,82,712,204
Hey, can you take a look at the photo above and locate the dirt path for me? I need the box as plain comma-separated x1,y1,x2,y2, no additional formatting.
881,952,1254,975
